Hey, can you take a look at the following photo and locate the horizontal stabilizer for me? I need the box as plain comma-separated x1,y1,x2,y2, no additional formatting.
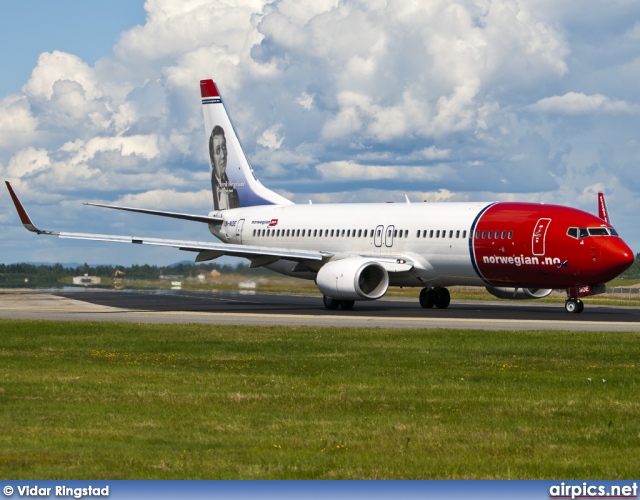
84,202,223,225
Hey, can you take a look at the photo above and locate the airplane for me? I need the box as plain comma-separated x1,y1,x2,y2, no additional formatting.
5,78,635,314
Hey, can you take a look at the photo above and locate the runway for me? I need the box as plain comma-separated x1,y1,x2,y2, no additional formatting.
1,288,640,331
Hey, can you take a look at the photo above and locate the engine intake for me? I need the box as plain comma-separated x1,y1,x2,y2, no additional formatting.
486,286,553,300
316,258,389,300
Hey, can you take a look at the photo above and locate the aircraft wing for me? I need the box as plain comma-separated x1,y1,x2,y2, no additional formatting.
5,181,331,264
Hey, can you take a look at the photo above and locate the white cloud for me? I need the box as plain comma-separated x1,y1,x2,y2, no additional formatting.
23,51,101,101
0,95,38,148
295,92,314,110
257,124,285,149
6,147,51,179
113,188,211,211
316,160,454,182
530,92,637,114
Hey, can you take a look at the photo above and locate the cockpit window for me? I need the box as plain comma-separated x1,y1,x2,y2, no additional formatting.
567,227,595,239
588,228,609,236
609,228,619,236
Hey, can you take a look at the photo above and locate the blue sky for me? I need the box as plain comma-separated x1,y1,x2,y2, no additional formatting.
0,1,146,96
1,0,640,266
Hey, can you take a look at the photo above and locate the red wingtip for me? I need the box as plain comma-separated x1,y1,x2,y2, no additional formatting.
5,181,33,226
200,79,219,98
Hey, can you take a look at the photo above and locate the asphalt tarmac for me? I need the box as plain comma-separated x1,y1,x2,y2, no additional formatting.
1,288,640,331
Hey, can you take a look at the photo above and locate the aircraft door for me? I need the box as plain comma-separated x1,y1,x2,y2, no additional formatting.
385,225,395,247
532,218,551,256
374,225,384,247
236,219,245,244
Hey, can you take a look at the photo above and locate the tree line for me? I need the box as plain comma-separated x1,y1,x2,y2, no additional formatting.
0,261,273,286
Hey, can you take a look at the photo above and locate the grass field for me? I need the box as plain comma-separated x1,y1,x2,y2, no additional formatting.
1,320,639,479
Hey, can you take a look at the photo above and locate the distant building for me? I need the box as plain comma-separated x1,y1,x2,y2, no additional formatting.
73,274,101,286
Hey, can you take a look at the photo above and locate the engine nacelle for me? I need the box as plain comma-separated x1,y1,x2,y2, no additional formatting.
486,286,554,300
316,258,389,300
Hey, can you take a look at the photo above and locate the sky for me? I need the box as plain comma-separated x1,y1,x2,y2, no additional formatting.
1,0,640,266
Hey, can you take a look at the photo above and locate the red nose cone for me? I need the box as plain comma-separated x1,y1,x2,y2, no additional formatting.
606,238,635,278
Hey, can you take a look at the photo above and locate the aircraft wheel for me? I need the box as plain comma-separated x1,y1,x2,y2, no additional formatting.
323,295,340,310
339,300,355,310
419,288,436,308
434,287,451,309
565,298,581,313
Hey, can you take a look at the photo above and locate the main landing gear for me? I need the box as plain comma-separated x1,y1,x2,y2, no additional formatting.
419,287,450,309
323,295,355,310
564,297,584,314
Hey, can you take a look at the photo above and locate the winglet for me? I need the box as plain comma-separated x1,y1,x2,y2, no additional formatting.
598,192,610,224
5,181,57,235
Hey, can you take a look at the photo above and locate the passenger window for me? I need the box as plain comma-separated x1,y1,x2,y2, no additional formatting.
508,230,513,239
475,230,480,239
501,230,506,239
488,230,493,239
456,230,460,238
463,230,467,239
436,230,440,238
449,230,453,238
482,230,486,239
430,230,434,238
423,230,427,238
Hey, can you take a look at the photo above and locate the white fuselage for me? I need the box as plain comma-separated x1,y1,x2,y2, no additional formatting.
213,202,493,287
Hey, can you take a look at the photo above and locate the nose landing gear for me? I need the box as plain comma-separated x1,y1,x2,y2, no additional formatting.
565,297,584,313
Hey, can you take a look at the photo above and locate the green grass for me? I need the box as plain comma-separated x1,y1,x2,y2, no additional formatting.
1,320,639,479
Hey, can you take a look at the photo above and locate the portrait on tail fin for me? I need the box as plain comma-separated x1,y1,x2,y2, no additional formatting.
209,125,240,210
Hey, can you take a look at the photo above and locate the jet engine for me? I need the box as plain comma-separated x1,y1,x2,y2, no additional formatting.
316,258,389,300
486,286,554,300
